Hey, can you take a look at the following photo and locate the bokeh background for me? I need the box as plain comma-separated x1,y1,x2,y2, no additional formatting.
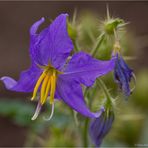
0,1,148,147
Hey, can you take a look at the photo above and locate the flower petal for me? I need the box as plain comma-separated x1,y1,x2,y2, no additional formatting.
114,54,134,97
63,52,115,87
56,75,100,118
1,64,42,92
30,14,73,69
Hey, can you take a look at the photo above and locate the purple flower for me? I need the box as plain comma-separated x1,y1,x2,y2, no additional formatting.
114,53,135,97
89,107,114,147
1,14,115,120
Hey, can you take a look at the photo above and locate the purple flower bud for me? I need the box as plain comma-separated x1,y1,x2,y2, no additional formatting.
114,53,135,98
89,107,114,147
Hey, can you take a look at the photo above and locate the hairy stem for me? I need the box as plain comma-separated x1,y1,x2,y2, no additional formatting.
96,78,112,104
74,40,81,52
82,33,106,147
83,88,92,147
83,117,89,147
91,33,105,57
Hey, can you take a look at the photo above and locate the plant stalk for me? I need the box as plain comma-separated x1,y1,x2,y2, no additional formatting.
83,117,89,147
96,78,111,104
91,33,105,57
74,40,81,52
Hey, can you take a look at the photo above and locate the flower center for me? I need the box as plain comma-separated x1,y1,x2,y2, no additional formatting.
31,65,61,105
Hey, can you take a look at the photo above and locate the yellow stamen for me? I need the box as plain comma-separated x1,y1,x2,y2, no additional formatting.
40,74,49,104
41,75,51,105
50,70,57,104
31,65,59,120
31,71,46,101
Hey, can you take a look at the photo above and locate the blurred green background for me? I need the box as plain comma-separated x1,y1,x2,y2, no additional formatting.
0,1,148,147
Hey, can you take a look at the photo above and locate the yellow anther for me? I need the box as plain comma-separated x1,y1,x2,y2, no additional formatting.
40,74,49,104
50,70,57,104
31,71,46,101
41,75,51,105
31,64,60,120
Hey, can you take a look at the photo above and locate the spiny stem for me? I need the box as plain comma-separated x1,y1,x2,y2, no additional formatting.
82,32,105,148
87,29,96,43
83,117,89,147
84,87,89,105
73,111,79,126
96,78,111,104
106,4,110,20
83,87,93,147
114,29,119,43
91,33,105,57
83,90,89,147
74,40,81,52
72,8,77,25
